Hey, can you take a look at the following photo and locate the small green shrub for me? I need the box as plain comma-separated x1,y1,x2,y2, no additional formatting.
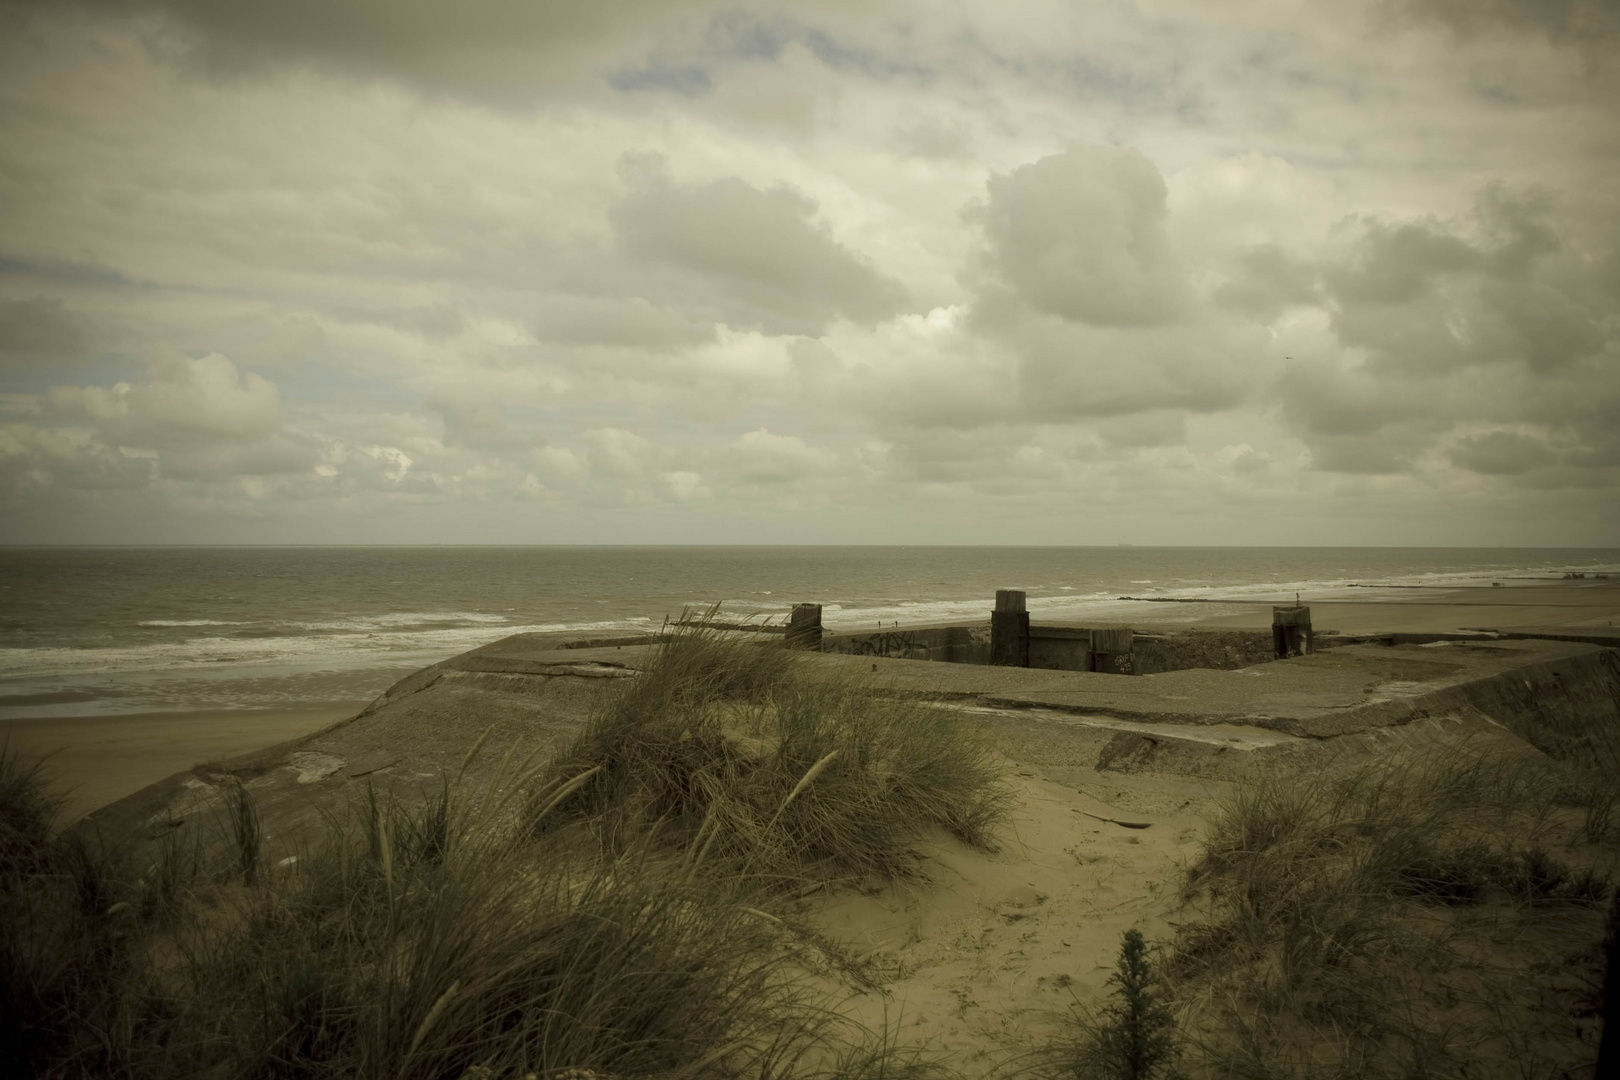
1060,929,1179,1080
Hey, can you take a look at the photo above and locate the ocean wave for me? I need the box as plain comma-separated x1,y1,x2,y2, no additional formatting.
138,619,244,627
280,611,519,632
0,615,660,680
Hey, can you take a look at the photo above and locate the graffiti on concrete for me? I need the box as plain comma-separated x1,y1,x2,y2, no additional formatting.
845,630,930,659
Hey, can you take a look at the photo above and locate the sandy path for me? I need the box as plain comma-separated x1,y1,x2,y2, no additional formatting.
805,767,1219,1072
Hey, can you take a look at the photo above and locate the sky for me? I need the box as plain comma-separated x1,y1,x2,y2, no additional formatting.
1,0,1617,546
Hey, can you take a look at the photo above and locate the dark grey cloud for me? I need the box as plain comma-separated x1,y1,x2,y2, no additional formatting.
1213,246,1323,321
1448,430,1558,475
531,296,715,352
695,10,933,82
17,0,917,106
970,295,1264,422
332,302,466,341
1270,186,1619,476
1398,0,1620,45
969,144,1189,327
430,396,546,454
611,157,908,336
1324,188,1608,378
608,60,713,97
1274,362,1418,441
0,297,99,365
1302,432,1434,475
18,0,714,96
0,423,154,503
1094,410,1188,449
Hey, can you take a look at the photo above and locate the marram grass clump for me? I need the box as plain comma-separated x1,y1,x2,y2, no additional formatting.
0,739,955,1080
1166,750,1614,1080
527,614,1010,886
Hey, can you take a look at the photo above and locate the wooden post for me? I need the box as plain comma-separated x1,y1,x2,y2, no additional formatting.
991,590,1029,667
1272,605,1312,659
786,603,822,650
1088,627,1134,674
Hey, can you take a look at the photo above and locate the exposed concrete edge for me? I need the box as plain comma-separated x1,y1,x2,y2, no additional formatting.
1469,628,1620,648
353,644,651,721
953,641,1617,742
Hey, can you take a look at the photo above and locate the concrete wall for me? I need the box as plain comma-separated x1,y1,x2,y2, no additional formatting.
1436,647,1620,768
824,625,1295,673
1028,627,1092,671
1132,630,1280,674
1032,627,1281,674
821,625,991,663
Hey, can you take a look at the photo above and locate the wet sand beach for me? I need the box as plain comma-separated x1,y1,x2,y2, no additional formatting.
1180,580,1620,635
1,705,364,823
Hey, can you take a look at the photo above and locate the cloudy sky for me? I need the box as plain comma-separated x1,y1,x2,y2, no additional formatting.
1,0,1617,545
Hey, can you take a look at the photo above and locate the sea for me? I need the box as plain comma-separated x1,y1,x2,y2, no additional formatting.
3,546,1617,723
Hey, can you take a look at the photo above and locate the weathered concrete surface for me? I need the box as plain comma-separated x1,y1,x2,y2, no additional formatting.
808,636,1620,784
80,639,644,858
79,628,1618,863
804,637,1612,728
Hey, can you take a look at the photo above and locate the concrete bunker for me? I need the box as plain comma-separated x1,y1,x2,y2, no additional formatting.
805,588,1323,676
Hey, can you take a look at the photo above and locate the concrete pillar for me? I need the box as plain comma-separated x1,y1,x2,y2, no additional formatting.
1272,605,1312,659
990,590,1029,667
1088,627,1134,674
786,603,823,650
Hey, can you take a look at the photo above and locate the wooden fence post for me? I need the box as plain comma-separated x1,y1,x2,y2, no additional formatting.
1272,605,1312,659
991,590,1029,667
786,603,823,650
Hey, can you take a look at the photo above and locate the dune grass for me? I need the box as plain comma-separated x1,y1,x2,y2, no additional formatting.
1165,750,1613,1079
527,611,1010,887
0,731,962,1080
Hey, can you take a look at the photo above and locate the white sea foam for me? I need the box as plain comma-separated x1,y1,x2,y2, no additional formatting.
0,614,658,680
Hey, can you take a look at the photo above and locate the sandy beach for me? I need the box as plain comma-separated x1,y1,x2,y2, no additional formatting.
1179,579,1620,635
1,705,365,823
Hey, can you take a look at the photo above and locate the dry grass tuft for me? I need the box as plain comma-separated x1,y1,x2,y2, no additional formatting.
528,611,1009,886
1166,749,1613,1079
0,734,957,1079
